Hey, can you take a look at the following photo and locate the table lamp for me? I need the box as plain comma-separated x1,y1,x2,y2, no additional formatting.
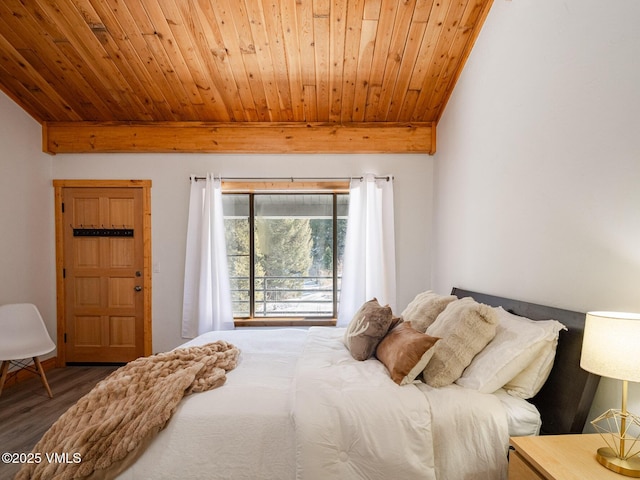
580,311,640,477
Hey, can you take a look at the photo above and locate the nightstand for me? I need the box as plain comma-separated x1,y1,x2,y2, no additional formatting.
509,434,625,480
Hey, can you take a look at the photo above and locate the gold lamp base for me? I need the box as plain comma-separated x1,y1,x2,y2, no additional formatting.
597,447,640,478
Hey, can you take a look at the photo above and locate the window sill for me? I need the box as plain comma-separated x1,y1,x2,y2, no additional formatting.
234,317,337,328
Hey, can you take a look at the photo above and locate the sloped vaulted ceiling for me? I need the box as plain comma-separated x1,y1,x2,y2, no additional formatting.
0,0,493,154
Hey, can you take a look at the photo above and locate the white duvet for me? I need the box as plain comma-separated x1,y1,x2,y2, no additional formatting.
118,327,510,480
294,328,436,480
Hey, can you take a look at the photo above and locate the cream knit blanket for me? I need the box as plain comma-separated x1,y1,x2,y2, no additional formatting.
16,341,239,480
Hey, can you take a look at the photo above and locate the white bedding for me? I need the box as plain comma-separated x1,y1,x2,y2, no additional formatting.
494,388,542,437
119,328,305,480
118,327,525,480
294,328,436,480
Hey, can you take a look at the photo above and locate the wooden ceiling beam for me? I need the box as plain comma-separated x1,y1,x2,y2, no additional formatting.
42,121,436,154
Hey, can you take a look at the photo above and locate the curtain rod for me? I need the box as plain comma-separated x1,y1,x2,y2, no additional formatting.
191,175,391,182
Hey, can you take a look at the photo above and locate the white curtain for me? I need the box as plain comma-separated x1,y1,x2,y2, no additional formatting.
337,173,396,327
182,174,234,337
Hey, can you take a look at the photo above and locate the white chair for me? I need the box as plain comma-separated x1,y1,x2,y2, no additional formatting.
0,303,56,398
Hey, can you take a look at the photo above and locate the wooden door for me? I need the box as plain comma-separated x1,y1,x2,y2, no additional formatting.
54,180,152,364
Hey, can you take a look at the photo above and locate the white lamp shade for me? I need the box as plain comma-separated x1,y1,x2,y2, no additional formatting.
581,311,640,383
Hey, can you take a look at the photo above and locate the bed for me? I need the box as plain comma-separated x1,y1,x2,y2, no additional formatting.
21,289,602,480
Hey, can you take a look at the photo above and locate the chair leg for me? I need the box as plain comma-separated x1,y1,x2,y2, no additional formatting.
33,357,53,398
0,360,9,397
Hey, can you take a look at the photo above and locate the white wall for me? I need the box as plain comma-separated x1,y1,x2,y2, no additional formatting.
52,152,434,352
0,94,56,354
433,0,640,430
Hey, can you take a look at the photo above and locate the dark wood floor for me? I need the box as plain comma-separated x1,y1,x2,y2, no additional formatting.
0,365,117,479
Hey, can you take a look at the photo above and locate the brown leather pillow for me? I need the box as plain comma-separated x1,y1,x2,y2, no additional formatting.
376,322,440,385
344,298,394,361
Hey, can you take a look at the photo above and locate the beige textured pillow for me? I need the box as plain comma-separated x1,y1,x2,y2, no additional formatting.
375,322,440,385
344,298,393,361
401,290,457,332
423,297,498,387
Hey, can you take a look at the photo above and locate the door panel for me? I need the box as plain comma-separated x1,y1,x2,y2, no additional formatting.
75,239,100,267
108,198,135,226
73,197,100,226
74,316,102,346
63,187,146,363
110,238,134,267
109,277,136,307
109,316,137,347
74,277,101,306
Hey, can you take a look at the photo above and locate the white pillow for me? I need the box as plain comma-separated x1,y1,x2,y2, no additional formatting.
503,331,562,398
455,307,566,395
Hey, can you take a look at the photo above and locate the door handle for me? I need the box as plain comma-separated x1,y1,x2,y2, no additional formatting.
135,286,142,292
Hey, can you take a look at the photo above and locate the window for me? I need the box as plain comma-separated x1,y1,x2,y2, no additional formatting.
223,189,348,323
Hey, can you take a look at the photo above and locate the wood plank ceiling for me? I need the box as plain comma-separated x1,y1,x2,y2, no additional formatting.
0,0,493,154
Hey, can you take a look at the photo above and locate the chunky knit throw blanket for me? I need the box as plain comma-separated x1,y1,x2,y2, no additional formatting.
16,341,239,480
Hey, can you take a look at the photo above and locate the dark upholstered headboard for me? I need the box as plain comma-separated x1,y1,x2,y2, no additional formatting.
451,288,601,435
